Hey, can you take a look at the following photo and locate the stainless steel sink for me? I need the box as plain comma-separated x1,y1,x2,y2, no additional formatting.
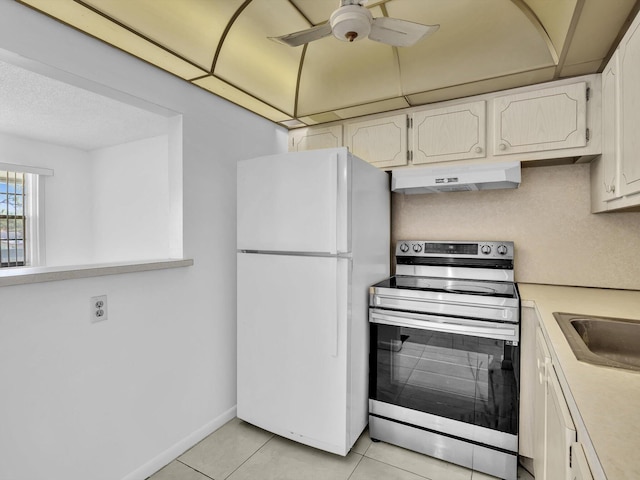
553,312,640,372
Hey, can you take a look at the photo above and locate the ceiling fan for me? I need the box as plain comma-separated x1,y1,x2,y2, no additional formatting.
270,0,439,48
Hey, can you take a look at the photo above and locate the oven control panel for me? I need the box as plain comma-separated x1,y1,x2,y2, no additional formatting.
396,241,514,259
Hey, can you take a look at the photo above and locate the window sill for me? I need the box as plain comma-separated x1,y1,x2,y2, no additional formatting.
0,258,194,287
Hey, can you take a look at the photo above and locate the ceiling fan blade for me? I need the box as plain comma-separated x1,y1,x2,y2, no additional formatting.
369,17,439,47
269,23,333,47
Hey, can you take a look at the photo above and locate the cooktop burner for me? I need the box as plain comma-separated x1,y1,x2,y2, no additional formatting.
374,275,517,299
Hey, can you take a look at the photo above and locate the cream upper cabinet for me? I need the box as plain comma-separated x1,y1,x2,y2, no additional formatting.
411,101,486,164
591,50,620,212
591,10,640,212
492,83,588,156
619,17,640,197
345,114,408,168
289,125,343,152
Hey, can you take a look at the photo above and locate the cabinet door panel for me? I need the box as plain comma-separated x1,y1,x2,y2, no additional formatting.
290,125,343,152
493,83,587,155
345,114,407,168
534,328,550,480
570,443,594,480
412,101,486,164
546,367,576,480
620,21,640,196
601,51,620,201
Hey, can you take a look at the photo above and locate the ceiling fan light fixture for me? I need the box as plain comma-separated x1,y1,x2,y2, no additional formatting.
330,5,372,42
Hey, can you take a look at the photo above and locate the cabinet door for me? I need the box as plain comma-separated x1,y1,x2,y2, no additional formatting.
546,365,576,480
412,101,486,164
570,443,594,480
600,50,621,201
345,114,407,168
534,328,550,480
289,125,343,152
518,307,537,458
493,83,587,156
619,19,640,196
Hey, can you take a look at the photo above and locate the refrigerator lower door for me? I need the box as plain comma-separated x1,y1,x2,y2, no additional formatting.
237,148,349,254
237,252,351,455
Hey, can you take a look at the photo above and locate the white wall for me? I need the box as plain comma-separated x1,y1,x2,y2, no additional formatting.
0,132,94,266
91,135,170,263
0,3,286,480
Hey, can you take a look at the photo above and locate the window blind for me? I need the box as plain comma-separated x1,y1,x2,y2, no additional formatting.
0,170,26,267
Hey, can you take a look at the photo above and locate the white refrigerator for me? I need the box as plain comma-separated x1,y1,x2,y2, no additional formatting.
236,147,389,455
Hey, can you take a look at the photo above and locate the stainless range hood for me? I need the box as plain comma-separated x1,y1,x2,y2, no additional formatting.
391,161,521,194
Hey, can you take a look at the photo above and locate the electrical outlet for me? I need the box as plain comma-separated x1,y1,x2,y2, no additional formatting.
90,295,108,323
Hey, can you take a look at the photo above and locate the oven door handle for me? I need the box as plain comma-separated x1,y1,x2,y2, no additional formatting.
370,310,518,340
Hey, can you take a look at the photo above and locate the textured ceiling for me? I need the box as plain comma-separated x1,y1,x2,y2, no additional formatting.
14,0,640,129
0,58,171,150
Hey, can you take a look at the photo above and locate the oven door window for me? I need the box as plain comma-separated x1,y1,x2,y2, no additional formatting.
370,323,518,435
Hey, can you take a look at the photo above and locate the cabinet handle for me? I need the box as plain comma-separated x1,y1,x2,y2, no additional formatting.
606,185,616,194
475,146,483,154
498,143,507,151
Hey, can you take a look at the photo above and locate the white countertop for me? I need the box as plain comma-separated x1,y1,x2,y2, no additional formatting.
518,283,640,480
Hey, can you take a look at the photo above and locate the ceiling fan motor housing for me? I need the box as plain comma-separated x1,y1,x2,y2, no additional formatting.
330,5,373,42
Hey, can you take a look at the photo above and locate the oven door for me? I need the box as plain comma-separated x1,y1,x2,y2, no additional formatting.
369,308,520,447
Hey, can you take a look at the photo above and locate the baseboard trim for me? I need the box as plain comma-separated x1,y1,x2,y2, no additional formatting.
121,405,237,480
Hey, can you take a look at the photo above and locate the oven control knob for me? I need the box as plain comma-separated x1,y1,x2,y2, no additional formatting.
412,243,423,253
399,243,410,253
497,244,508,255
481,245,492,255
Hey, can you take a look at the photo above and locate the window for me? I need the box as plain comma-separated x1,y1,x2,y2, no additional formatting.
0,170,26,267
0,165,48,269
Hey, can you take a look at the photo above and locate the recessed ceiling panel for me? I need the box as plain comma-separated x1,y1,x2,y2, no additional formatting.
19,0,207,80
394,0,556,94
334,97,410,119
194,75,292,123
297,39,402,117
562,0,637,66
524,0,578,60
16,0,637,127
80,0,246,71
289,0,338,25
406,67,556,105
215,0,307,114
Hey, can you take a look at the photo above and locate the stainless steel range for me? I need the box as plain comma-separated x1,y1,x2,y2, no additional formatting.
369,240,520,480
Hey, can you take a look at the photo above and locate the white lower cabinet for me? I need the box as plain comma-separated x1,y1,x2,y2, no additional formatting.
571,442,595,480
545,360,576,480
535,326,577,480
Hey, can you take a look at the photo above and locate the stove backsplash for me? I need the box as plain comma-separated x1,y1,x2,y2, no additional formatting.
392,163,640,290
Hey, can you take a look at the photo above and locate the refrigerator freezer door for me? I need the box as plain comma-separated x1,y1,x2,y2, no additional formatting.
237,252,351,455
237,148,350,254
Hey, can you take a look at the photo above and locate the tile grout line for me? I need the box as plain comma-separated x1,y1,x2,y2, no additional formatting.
220,433,276,479
345,452,366,480
362,445,471,480
175,459,216,480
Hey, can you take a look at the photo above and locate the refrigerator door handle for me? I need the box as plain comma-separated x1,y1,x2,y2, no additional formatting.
332,258,350,357
328,153,338,255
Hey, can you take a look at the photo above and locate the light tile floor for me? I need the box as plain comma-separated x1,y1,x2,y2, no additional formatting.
148,418,535,480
